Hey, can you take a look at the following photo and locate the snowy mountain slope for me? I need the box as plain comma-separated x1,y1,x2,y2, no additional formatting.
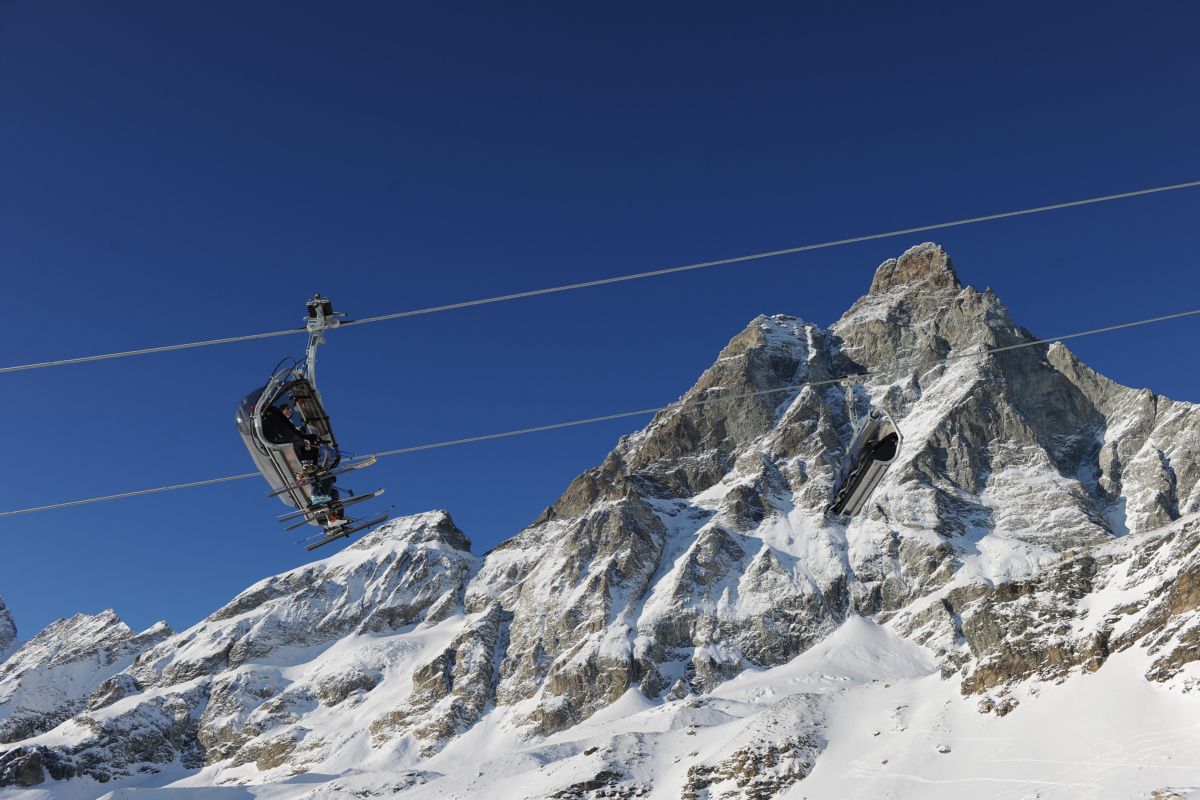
0,511,475,786
0,610,171,747
3,243,1200,798
21,615,1189,800
454,243,1200,740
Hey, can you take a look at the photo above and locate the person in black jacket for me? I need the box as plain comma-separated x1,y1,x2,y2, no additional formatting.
260,402,320,474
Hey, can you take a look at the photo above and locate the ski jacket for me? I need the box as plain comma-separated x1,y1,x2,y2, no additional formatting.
260,404,313,445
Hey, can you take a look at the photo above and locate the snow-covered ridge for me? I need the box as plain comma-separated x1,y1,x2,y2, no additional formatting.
3,243,1200,798
0,609,171,749
0,511,476,787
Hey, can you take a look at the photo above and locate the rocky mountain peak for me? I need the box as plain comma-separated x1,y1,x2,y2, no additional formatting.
351,509,472,554
4,610,129,674
869,242,961,295
0,598,15,659
0,609,171,748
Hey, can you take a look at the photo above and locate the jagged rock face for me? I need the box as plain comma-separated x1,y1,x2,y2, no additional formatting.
1106,517,1200,682
869,243,962,295
0,598,15,660
371,601,507,756
467,242,1200,736
170,510,475,770
0,511,476,786
886,511,1200,706
682,693,824,800
0,610,171,745
129,510,474,693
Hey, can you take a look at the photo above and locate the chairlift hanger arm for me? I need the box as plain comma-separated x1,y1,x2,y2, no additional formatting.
303,293,345,399
839,373,869,430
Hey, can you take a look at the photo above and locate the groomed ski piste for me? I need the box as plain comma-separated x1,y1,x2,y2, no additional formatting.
3,519,1199,800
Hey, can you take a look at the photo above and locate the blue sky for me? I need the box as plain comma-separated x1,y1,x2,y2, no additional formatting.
2,1,1198,637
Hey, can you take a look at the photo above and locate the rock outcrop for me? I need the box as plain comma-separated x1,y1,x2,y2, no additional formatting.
370,601,507,756
682,693,824,800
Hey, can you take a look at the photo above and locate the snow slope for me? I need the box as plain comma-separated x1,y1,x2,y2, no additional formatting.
4,617,1192,799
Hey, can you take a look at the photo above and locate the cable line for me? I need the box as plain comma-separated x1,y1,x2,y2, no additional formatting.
4,306,1198,518
0,330,302,374
340,180,1200,329
0,474,261,517
3,179,1198,376
370,307,1200,457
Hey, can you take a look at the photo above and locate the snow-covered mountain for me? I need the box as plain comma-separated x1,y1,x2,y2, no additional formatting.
0,610,171,749
3,243,1199,799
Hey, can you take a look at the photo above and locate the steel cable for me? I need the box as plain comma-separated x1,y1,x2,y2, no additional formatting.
4,306,1198,517
3,179,1197,375
0,474,261,517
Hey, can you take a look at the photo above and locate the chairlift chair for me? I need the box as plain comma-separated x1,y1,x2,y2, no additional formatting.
234,294,390,547
827,377,903,518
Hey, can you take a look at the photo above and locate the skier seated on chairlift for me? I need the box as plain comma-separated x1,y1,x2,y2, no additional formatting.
260,402,320,476
277,404,342,511
259,402,344,514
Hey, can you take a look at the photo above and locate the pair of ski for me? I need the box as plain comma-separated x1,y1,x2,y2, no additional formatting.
267,453,390,550
278,488,387,528
265,455,377,498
